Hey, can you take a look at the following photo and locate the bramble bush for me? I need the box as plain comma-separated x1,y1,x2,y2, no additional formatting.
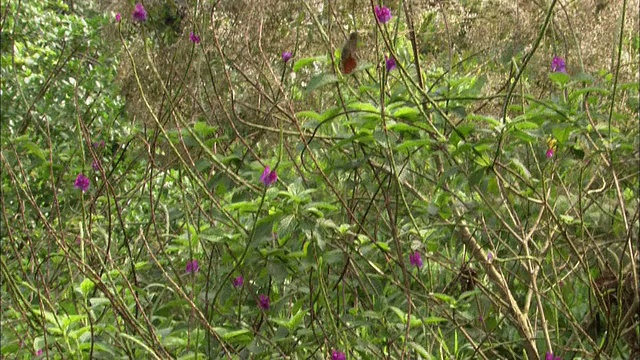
1,1,638,359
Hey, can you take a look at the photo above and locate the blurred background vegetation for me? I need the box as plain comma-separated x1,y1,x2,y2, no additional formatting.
1,0,638,359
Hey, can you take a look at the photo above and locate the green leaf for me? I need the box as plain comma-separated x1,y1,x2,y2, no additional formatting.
409,342,433,358
387,122,418,134
373,241,390,253
552,124,573,145
193,121,216,137
388,306,426,327
473,154,492,167
214,328,252,341
393,107,420,122
510,158,531,179
432,293,456,305
468,114,501,129
20,140,47,161
296,110,322,121
389,306,406,323
176,353,210,360
468,168,485,187
572,72,594,84
424,316,448,324
78,278,95,297
548,72,569,85
293,56,324,72
324,249,344,265
320,106,342,121
306,73,338,93
1,342,20,355
510,129,538,143
395,138,432,151
513,121,539,130
347,102,378,113
287,308,307,330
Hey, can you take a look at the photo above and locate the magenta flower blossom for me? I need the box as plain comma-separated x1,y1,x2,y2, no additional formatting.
385,55,396,72
258,294,270,310
260,166,278,186
546,148,554,158
332,350,346,360
282,51,293,63
93,140,105,148
232,275,244,288
551,56,566,73
36,349,43,356
185,259,199,274
115,13,121,23
189,32,201,44
487,251,493,262
375,5,392,24
409,251,423,268
74,173,90,192
91,160,100,171
545,351,561,360
132,3,147,22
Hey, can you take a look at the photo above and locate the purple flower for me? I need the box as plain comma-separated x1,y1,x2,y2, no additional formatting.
282,51,293,63
545,351,561,360
258,294,270,310
91,160,100,171
375,5,392,24
409,251,423,268
332,350,346,360
189,32,201,44
115,13,121,23
93,140,105,148
132,3,147,22
260,166,278,187
385,55,396,72
551,56,566,73
487,251,493,262
36,349,43,356
232,275,244,288
546,148,554,158
74,173,90,192
186,259,199,274
478,315,484,322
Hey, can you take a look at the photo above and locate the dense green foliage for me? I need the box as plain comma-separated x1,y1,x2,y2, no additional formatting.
1,1,638,359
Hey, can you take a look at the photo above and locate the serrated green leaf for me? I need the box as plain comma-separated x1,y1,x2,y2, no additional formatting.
78,278,94,296
548,72,570,84
296,110,322,121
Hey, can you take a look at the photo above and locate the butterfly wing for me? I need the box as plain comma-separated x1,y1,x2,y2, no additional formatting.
341,55,357,74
